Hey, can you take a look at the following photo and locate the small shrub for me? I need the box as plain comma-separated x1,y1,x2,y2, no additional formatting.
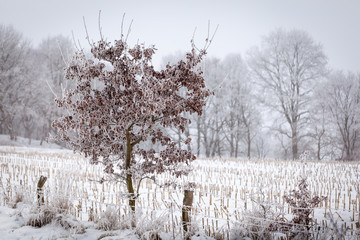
55,214,86,234
50,191,73,215
11,189,25,207
230,189,283,240
0,178,11,205
96,206,121,231
27,204,85,233
27,205,57,227
283,177,326,239
230,212,274,240
49,175,73,214
8,181,28,208
135,211,169,240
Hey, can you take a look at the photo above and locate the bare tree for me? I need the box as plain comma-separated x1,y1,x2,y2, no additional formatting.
36,35,74,143
322,71,360,160
0,24,31,140
308,84,335,160
191,54,262,159
239,91,261,159
221,54,244,158
52,35,211,220
222,54,261,158
308,103,328,160
254,134,270,159
199,57,226,157
249,29,327,160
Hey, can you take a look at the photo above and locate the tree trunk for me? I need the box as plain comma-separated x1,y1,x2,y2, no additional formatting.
196,116,201,156
203,129,211,158
234,135,239,158
126,173,135,213
185,125,191,152
40,124,48,146
125,130,136,226
26,128,32,144
317,137,321,160
7,123,16,141
247,130,251,159
292,131,298,160
229,135,234,158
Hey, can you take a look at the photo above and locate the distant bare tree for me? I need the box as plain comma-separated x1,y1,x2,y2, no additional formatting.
199,57,226,157
0,24,31,140
222,54,261,158
36,35,74,143
221,55,244,158
254,134,269,159
308,84,335,160
249,29,327,159
308,103,328,160
323,72,360,160
239,89,261,159
189,55,262,159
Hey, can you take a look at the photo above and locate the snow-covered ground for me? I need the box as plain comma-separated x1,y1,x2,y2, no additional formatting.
0,204,140,240
0,141,359,239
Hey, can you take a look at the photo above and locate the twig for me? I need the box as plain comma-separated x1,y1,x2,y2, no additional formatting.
71,30,81,52
121,13,126,40
83,16,92,46
98,10,104,41
211,73,229,93
125,20,133,43
206,23,219,51
45,77,58,98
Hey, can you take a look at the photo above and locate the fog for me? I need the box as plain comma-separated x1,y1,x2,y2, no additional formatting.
1,0,359,71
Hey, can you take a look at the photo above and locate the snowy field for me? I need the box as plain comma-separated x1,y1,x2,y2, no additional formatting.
0,144,359,239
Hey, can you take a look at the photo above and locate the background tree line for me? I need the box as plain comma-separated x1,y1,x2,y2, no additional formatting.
0,24,74,145
1,24,359,161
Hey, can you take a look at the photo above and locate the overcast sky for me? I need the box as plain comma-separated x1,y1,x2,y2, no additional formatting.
1,0,359,72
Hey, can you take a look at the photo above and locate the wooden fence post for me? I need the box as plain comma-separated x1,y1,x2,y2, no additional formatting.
37,175,47,206
182,182,195,238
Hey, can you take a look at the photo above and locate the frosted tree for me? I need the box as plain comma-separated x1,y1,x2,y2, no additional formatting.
52,35,212,217
308,99,329,160
308,82,334,160
249,29,327,160
36,35,74,143
322,71,360,160
0,24,31,140
199,57,226,157
192,54,261,158
222,54,261,158
161,52,194,153
221,54,244,158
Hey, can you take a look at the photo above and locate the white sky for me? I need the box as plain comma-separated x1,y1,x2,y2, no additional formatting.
1,0,359,72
